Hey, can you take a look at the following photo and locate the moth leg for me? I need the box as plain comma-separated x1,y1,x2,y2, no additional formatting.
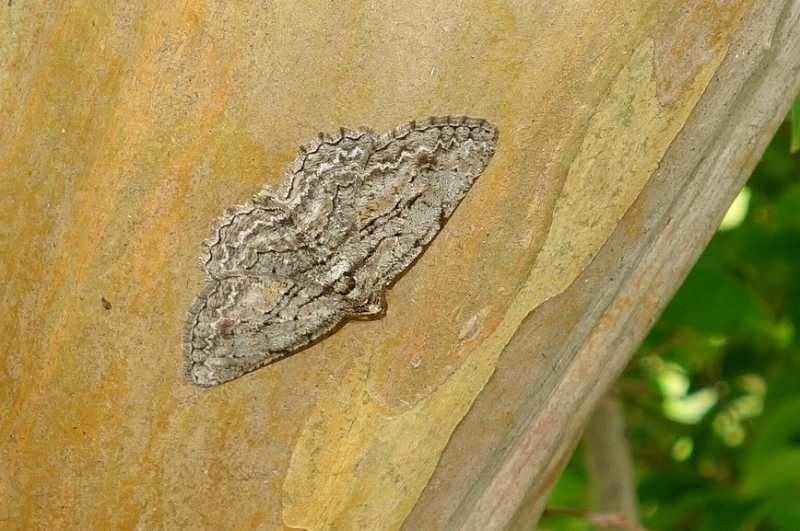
348,291,386,318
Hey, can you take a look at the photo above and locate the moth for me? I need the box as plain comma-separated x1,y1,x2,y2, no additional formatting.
184,116,498,386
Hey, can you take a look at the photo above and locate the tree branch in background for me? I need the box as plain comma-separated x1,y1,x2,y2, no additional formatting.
583,391,641,531
544,507,648,531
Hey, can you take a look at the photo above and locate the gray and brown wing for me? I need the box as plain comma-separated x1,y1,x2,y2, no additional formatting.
183,117,497,386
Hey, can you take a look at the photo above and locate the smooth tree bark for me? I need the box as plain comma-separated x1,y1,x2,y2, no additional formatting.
2,1,799,530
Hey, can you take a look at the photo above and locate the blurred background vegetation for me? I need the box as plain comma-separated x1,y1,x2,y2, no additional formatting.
541,102,800,531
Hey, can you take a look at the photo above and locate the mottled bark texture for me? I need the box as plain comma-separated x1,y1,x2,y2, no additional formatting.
2,1,799,530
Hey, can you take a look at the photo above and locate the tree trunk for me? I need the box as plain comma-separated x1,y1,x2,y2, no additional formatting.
2,1,799,530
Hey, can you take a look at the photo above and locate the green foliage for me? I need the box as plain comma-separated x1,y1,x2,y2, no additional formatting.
791,96,800,154
542,119,800,530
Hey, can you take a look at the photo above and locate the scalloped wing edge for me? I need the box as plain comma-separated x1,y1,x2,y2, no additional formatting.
185,115,498,385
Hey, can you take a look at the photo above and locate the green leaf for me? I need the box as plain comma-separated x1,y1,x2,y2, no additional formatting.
740,449,800,497
661,267,771,336
746,398,800,458
774,183,800,230
791,95,800,154
763,497,800,531
740,398,800,497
